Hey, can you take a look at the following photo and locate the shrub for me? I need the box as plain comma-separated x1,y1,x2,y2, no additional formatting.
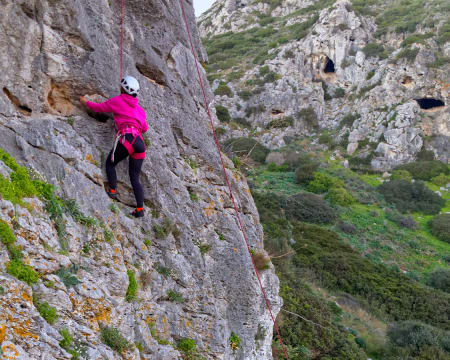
339,113,360,129
153,218,179,240
366,70,375,80
296,107,318,129
59,328,83,360
125,270,138,301
245,104,266,117
233,117,251,129
326,187,355,206
396,47,420,62
391,169,412,182
429,214,450,243
283,193,337,224
55,266,81,288
307,173,345,194
215,105,230,123
427,269,450,293
385,209,417,230
396,161,449,181
378,180,445,215
362,43,387,58
294,155,320,184
334,88,346,98
167,289,184,303
266,116,294,129
432,173,450,186
214,84,233,97
229,332,241,351
154,263,173,278
215,127,226,137
337,221,357,234
253,251,271,270
223,137,269,163
387,321,445,350
101,326,129,353
6,260,39,285
0,220,16,246
176,338,197,355
34,297,58,325
238,90,252,100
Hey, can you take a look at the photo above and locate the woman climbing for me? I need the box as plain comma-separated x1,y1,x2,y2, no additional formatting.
80,76,148,218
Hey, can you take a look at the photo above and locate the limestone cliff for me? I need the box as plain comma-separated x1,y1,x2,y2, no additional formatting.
0,0,281,359
199,0,449,170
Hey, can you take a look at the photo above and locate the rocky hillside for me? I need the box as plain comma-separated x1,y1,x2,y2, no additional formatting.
199,0,449,170
0,1,281,359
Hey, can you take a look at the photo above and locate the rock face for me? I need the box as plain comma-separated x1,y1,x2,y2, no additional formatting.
0,1,280,359
199,0,450,170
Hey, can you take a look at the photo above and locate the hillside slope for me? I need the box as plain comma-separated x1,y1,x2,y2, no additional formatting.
199,0,449,170
0,0,281,359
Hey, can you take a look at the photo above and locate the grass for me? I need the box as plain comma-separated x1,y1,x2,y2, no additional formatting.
125,269,138,301
167,289,184,303
6,260,39,285
59,328,85,360
33,296,58,324
154,263,173,278
100,326,129,353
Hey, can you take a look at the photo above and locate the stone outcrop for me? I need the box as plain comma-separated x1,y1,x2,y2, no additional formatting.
200,0,450,170
0,0,280,359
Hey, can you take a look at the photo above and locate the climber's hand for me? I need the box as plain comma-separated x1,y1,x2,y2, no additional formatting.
80,96,87,106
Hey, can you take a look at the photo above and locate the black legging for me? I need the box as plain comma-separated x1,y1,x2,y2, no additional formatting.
106,134,145,208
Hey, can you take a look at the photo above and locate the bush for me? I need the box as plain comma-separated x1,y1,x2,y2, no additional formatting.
385,209,418,230
334,88,346,98
284,193,337,224
396,47,420,62
429,214,450,243
296,107,318,129
176,338,197,355
34,298,58,324
6,260,39,285
362,43,387,58
101,326,129,353
229,332,241,350
223,137,269,163
307,173,345,194
396,161,449,181
266,116,294,129
238,90,252,100
214,84,233,97
215,105,231,123
431,173,450,186
337,221,357,234
167,289,184,303
387,321,447,350
339,113,360,129
0,220,15,246
125,270,138,301
59,328,83,360
417,148,435,161
233,117,251,129
293,155,320,184
391,169,412,182
427,269,450,293
253,251,271,270
326,187,355,206
378,180,445,214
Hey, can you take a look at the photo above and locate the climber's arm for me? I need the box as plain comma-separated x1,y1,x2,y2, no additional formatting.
80,96,114,113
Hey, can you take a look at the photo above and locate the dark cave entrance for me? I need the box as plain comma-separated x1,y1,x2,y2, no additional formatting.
415,98,445,110
324,57,335,73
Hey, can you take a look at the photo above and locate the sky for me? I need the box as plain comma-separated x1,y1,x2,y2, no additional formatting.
194,0,216,16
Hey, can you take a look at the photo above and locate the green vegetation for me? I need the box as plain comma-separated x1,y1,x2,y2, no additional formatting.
229,332,241,351
362,43,388,59
34,296,58,324
293,154,320,184
215,105,231,123
125,270,138,301
176,338,198,358
224,137,269,163
153,218,179,239
6,260,39,285
396,47,420,62
214,84,233,97
326,187,355,206
266,116,294,129
379,180,445,214
427,269,450,293
307,172,345,193
396,160,449,181
339,113,360,129
430,214,450,243
401,33,434,47
189,189,199,201
296,107,319,129
167,289,185,303
154,263,173,278
55,265,81,288
391,169,412,181
59,328,85,360
100,326,129,353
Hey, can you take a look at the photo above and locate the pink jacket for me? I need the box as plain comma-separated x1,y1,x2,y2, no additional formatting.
86,94,148,134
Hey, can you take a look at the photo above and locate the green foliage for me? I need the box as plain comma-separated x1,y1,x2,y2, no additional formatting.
326,187,355,206
284,193,337,224
307,172,345,194
224,137,270,163
387,321,450,356
6,260,39,285
167,289,185,303
176,338,197,356
189,189,199,201
437,20,450,45
126,270,138,301
292,223,450,329
362,43,387,59
293,154,320,184
432,173,450,186
215,127,227,137
378,180,445,215
267,162,289,172
339,113,360,129
296,107,319,129
144,239,152,248
233,117,251,129
366,70,375,80
214,84,233,97
34,297,58,325
238,90,252,100
216,230,225,241
427,269,450,293
396,47,420,62
215,105,231,123
321,81,332,101
100,326,129,353
59,328,84,360
55,266,81,288
429,214,450,243
153,218,179,239
143,134,150,147
417,147,435,161
245,104,266,117
62,199,97,227
318,132,336,149
334,87,346,98
0,220,15,246
229,332,241,351
266,116,294,129
154,263,173,278
391,169,412,182
385,209,418,230
401,33,433,47
396,161,449,181
430,53,450,68
109,203,119,214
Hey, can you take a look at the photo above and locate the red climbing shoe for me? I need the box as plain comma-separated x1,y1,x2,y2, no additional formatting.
131,207,144,218
106,187,118,200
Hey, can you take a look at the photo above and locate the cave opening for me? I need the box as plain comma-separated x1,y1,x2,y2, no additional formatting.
415,98,445,110
324,57,335,73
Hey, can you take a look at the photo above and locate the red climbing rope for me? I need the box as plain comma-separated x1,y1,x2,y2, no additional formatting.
177,1,290,359
120,0,125,79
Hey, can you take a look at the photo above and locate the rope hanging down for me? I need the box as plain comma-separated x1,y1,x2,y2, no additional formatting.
120,0,125,79
177,1,290,359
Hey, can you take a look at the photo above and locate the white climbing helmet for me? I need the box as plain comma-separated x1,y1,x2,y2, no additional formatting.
121,76,140,96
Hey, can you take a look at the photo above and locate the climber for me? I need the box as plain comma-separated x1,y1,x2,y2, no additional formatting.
80,76,148,218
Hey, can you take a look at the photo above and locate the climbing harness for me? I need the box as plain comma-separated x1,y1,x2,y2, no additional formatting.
111,126,145,162
176,1,290,359
117,0,289,358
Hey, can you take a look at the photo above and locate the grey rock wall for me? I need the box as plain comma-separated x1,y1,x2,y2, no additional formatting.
0,0,280,359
